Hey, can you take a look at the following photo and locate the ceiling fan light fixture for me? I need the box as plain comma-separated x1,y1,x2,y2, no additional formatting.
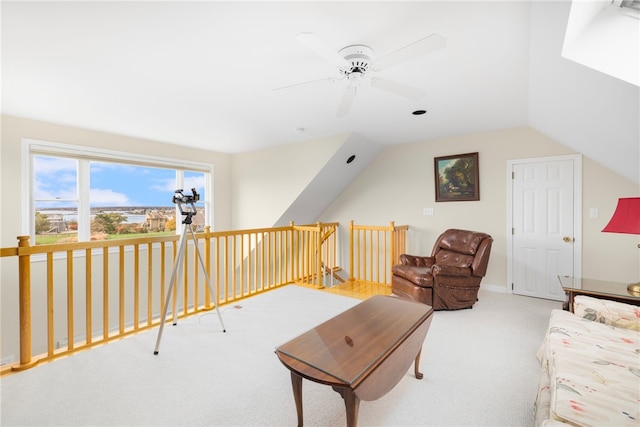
338,45,373,76
347,71,365,87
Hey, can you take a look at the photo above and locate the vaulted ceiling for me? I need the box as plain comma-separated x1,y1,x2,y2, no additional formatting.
2,1,638,184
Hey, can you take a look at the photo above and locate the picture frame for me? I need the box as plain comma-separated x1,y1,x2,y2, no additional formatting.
434,152,479,202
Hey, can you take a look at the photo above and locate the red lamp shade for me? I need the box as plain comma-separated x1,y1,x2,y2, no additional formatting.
601,197,640,234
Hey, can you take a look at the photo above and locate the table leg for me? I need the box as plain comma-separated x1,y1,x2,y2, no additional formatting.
332,386,360,427
290,372,303,427
562,291,575,312
414,348,424,379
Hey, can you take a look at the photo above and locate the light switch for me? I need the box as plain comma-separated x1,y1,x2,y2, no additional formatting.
589,208,598,218
423,208,434,216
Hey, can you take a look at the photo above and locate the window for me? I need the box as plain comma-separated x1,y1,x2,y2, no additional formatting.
613,0,640,17
24,139,212,245
620,0,640,11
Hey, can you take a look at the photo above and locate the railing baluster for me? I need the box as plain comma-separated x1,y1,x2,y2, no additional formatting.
160,242,166,320
66,250,74,351
134,244,139,330
47,252,54,357
182,240,188,316
119,246,125,334
193,237,198,313
103,247,109,341
147,242,153,327
171,240,177,321
86,248,92,345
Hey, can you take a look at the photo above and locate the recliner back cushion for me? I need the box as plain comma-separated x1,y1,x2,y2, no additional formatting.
438,230,488,255
434,249,473,268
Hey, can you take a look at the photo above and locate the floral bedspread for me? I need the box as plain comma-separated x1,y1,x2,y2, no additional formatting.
535,297,640,427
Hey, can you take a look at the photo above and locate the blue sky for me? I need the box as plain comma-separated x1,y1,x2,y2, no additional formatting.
34,156,205,207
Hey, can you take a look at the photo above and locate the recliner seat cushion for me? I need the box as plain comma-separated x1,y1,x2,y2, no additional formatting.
391,265,433,287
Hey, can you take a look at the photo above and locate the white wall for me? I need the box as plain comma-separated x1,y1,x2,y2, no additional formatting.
230,134,347,230
0,115,233,248
319,126,640,289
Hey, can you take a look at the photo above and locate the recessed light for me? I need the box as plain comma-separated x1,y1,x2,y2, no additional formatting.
346,155,356,164
412,110,427,115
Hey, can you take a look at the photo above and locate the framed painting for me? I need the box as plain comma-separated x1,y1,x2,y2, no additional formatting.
434,152,479,202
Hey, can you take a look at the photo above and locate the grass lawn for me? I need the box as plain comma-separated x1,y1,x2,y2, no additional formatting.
36,231,175,245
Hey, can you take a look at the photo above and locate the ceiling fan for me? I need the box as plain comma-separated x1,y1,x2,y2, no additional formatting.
275,32,446,117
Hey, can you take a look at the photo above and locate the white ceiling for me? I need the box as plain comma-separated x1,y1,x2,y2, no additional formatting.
2,1,639,183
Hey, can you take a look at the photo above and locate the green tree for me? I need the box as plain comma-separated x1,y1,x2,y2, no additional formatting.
92,212,127,235
441,158,475,195
35,212,51,234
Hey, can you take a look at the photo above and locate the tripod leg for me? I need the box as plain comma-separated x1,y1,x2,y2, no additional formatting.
153,227,189,355
188,225,226,333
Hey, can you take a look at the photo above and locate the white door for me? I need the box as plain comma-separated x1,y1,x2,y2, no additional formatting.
509,156,581,301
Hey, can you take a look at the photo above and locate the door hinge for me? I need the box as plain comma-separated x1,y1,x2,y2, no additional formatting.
512,227,515,235
512,171,515,179
511,283,514,290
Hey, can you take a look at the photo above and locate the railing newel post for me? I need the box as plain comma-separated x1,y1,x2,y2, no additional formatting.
14,235,37,371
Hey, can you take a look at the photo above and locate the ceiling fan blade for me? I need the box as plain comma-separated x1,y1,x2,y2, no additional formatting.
373,33,446,71
337,86,356,117
297,32,346,66
272,77,338,91
370,77,426,100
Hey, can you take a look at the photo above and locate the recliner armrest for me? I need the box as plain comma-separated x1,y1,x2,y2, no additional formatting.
431,264,471,277
399,254,435,267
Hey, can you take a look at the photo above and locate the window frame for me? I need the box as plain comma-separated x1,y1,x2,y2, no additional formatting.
22,138,214,245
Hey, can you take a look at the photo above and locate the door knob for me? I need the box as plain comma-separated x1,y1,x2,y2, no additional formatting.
562,236,573,242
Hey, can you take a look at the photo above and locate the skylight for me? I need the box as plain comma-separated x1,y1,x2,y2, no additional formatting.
562,0,639,86
620,0,640,12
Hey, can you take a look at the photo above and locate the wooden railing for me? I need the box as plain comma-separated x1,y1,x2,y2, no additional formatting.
349,221,408,285
0,221,405,374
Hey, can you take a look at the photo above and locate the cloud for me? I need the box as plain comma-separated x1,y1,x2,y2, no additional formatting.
184,175,205,193
90,188,131,206
149,174,205,196
34,179,76,201
33,156,76,175
149,177,178,193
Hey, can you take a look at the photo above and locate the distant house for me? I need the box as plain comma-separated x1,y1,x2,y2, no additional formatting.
145,211,168,232
47,214,67,233
191,210,205,232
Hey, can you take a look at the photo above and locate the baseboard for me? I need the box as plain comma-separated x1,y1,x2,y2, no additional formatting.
480,284,508,293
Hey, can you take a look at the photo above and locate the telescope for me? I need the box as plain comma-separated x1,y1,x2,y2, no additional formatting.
172,188,200,225
154,186,226,355
172,188,200,204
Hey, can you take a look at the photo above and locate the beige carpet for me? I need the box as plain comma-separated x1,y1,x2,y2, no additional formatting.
0,285,560,426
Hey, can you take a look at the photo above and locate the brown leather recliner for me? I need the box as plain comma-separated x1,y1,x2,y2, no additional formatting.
391,229,493,310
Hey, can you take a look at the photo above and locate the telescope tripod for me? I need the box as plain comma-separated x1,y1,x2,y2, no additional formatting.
153,208,226,355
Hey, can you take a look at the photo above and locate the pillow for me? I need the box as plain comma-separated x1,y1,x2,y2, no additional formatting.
573,295,640,331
